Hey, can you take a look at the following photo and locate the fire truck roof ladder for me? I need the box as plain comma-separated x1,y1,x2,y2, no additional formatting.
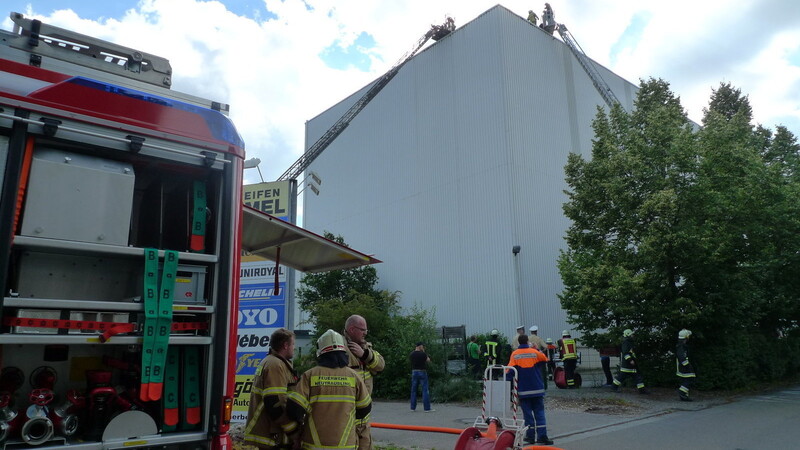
7,12,173,88
277,17,456,182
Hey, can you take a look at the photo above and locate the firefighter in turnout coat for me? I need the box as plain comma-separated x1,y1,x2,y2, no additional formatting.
557,330,578,388
245,328,299,449
610,329,648,394
483,329,501,367
676,329,696,401
343,315,384,449
287,329,372,449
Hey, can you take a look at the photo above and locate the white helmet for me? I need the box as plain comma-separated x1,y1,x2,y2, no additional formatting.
491,329,499,335
317,329,346,356
545,338,553,344
678,329,692,339
562,330,570,337
529,325,538,332
623,329,633,337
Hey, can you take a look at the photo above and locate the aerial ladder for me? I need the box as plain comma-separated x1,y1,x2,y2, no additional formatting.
277,17,455,182
537,4,619,110
556,23,621,109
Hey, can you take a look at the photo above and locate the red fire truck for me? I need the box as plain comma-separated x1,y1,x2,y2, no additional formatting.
0,12,378,449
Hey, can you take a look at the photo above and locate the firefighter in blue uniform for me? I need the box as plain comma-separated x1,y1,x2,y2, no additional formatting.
506,334,553,445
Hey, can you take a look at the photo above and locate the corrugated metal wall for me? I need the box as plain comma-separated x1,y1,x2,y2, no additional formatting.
300,5,637,343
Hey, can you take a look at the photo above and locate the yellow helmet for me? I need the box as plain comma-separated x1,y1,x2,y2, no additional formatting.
317,329,346,356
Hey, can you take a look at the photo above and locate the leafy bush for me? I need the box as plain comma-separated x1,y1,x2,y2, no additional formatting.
430,375,482,403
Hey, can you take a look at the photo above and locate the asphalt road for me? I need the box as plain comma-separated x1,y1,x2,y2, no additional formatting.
370,384,800,450
560,385,800,450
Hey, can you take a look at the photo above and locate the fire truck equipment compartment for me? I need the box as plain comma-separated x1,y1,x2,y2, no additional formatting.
21,149,135,246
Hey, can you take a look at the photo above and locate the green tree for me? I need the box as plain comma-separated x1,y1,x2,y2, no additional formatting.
559,79,800,388
702,82,752,124
559,79,695,362
296,232,389,325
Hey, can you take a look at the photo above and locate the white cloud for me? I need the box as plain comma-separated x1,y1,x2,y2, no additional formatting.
4,0,799,182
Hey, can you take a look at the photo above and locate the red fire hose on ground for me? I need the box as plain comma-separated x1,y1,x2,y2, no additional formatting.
371,421,566,450
372,366,567,449
371,422,464,434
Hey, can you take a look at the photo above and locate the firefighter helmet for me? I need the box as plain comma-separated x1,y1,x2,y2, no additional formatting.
491,329,499,336
678,329,692,339
562,330,570,337
623,329,633,337
530,325,538,332
545,338,553,344
317,329,346,356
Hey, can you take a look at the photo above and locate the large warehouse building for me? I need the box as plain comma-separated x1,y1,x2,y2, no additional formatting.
299,5,638,343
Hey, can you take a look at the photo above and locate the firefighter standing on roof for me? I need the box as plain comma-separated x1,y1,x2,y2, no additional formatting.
343,315,384,449
557,330,578,388
287,330,371,449
527,10,539,26
611,329,649,394
244,328,299,449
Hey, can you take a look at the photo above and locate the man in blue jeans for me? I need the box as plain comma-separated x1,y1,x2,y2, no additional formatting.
410,342,434,412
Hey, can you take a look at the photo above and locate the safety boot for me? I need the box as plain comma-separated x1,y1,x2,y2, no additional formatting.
536,436,555,445
678,390,692,401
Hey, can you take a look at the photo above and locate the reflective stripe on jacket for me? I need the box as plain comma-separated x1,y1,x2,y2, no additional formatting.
484,340,500,367
506,345,549,398
558,338,577,359
484,340,498,359
344,335,385,395
620,337,638,373
287,366,371,449
244,353,299,447
676,339,696,377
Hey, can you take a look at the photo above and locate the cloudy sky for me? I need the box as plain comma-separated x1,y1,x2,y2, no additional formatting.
4,0,799,183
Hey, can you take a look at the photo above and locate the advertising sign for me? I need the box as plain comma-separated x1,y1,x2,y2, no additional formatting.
233,181,292,421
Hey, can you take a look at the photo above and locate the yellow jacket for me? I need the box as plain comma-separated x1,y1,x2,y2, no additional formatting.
244,353,299,448
343,334,385,395
287,365,372,449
